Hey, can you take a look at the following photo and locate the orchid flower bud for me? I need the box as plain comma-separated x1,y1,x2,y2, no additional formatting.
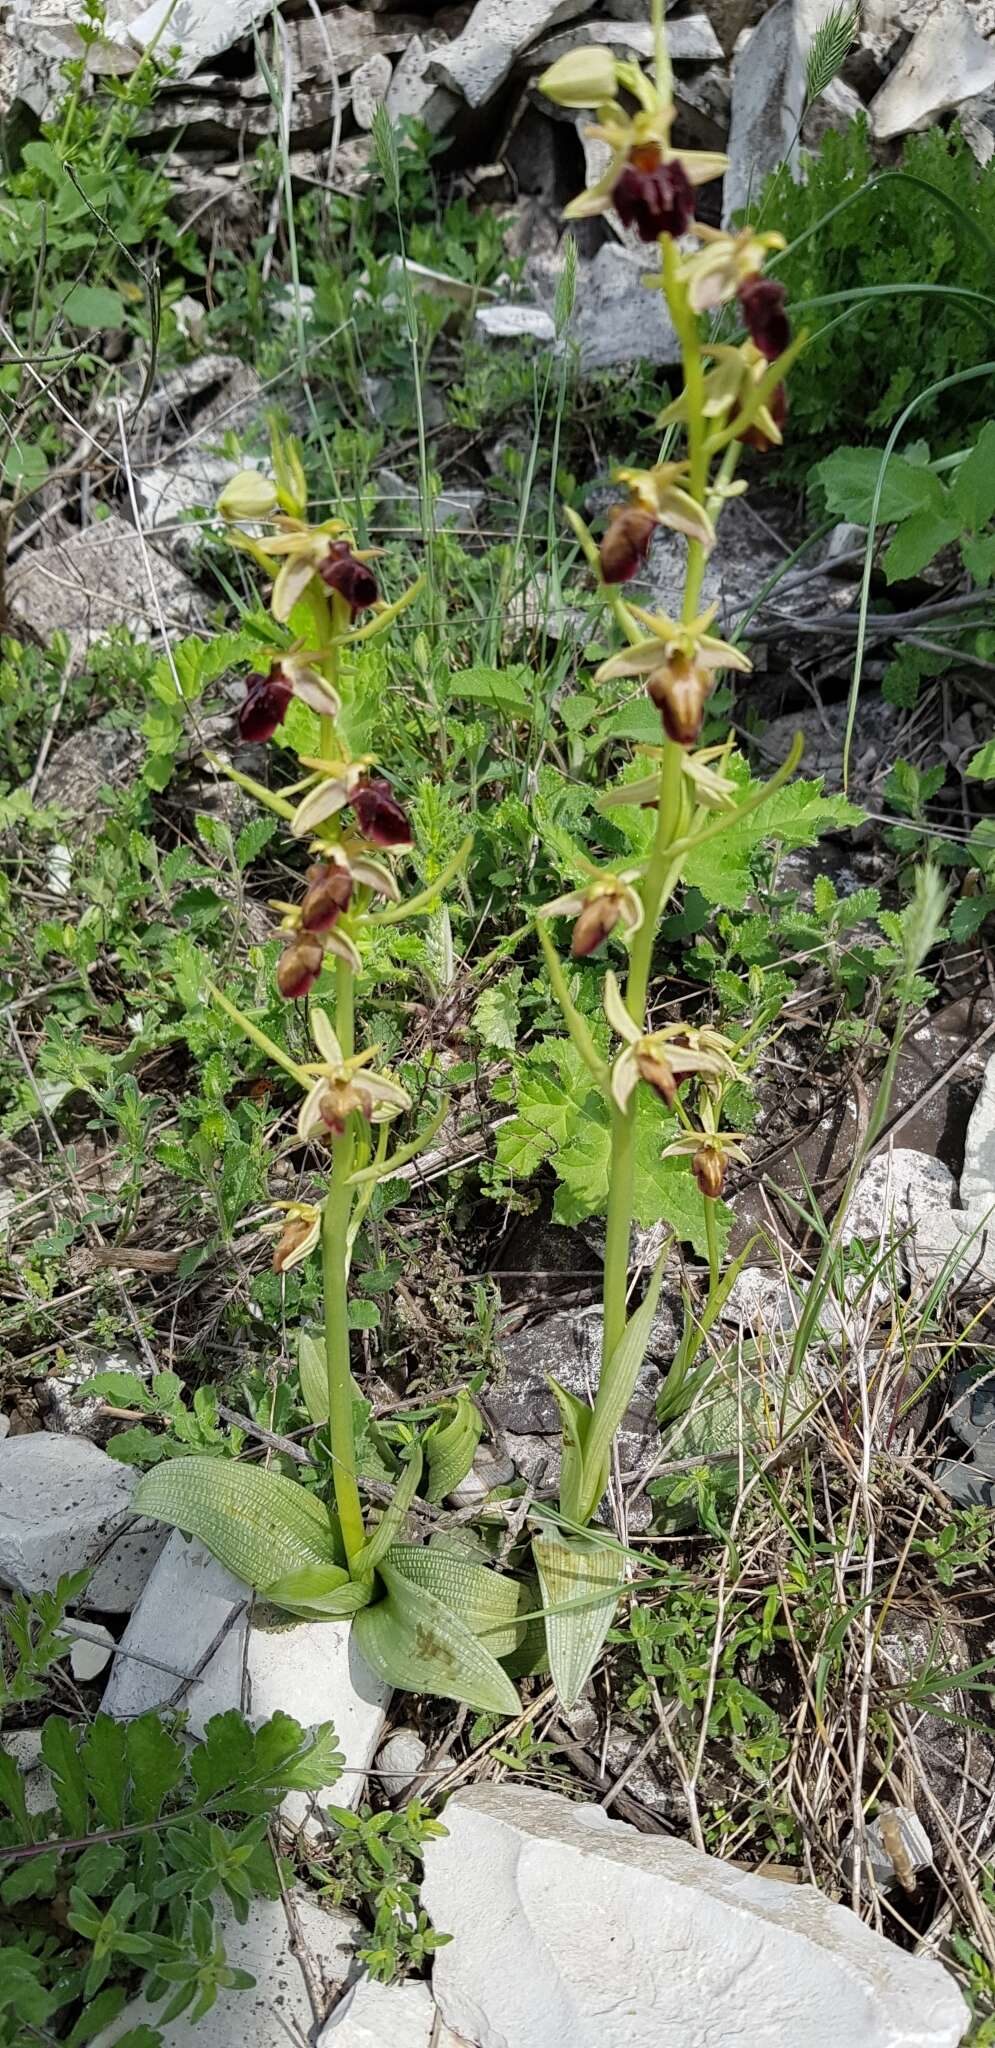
300,860,354,933
217,470,278,521
538,45,619,108
599,504,657,584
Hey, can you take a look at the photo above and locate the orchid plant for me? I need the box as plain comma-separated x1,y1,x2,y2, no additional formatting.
527,7,806,1704
133,430,528,1717
135,3,807,1723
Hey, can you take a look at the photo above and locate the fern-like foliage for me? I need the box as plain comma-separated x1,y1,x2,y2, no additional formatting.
804,2,860,106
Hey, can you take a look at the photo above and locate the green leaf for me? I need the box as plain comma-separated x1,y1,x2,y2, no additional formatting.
355,1445,423,1574
81,1717,127,1829
949,895,995,940
813,446,947,526
883,508,960,582
297,1330,328,1426
352,1557,520,1714
950,422,995,533
547,1377,593,1526
61,282,126,329
260,1564,369,1617
423,1391,483,1503
0,1750,31,1839
386,1544,528,1659
967,739,995,781
124,1714,185,1822
472,969,523,1052
3,441,49,491
580,1251,667,1522
41,1715,89,1835
134,1457,342,1589
534,1531,622,1710
961,533,995,587
448,665,533,716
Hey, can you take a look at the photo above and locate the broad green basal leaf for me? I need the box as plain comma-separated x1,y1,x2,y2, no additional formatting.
260,1563,373,1619
352,1556,520,1715
354,1445,422,1575
579,1248,667,1524
298,1330,328,1425
134,1457,342,1589
386,1544,528,1659
423,1391,483,1504
534,1530,623,1710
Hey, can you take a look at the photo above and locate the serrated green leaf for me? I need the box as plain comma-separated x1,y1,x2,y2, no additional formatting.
386,1544,528,1658
61,282,126,329
0,1750,31,1839
883,508,960,582
134,1457,341,1589
472,969,523,1053
353,1557,520,1714
814,446,946,526
448,665,533,716
81,1716,127,1829
967,740,995,782
534,1532,622,1710
423,1391,483,1503
41,1715,89,1835
961,533,995,587
124,1714,185,1822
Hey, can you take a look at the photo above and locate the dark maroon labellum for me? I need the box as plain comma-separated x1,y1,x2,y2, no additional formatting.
300,862,354,932
599,505,657,585
276,934,324,1000
352,778,411,848
737,275,790,362
612,147,695,243
239,665,293,743
318,542,379,614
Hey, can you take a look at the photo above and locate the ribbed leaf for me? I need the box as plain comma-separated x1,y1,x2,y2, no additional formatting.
135,1457,342,1589
352,1559,520,1715
534,1531,623,1709
423,1392,482,1503
298,1331,328,1425
548,1377,592,1525
354,1445,422,1575
387,1543,527,1659
580,1250,667,1523
261,1563,372,1618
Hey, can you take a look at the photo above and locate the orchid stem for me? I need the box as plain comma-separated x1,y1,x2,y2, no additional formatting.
322,957,364,1569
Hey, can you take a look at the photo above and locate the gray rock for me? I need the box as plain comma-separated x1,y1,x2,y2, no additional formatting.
960,86,995,165
840,1806,934,1893
39,1340,144,1444
870,0,995,137
431,0,591,109
385,35,460,134
127,0,275,80
959,1049,995,1210
723,0,794,225
911,1206,995,1290
636,492,789,628
103,1531,390,1826
422,1784,969,2048
563,243,681,371
318,1973,436,2045
528,15,724,68
90,1893,360,2048
0,1434,165,1613
375,1726,430,1798
841,1150,958,1253
475,303,557,344
7,514,201,672
351,50,392,129
491,1303,675,1439
447,1445,516,1509
878,1614,995,1844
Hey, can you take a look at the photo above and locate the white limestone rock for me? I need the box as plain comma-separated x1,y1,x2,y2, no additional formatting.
318,1973,436,2045
869,0,995,137
431,0,591,109
475,304,556,344
911,1205,995,1289
960,1049,995,1211
0,1434,165,1613
351,51,392,130
90,1893,360,2048
102,1531,390,1824
841,1149,957,1251
385,36,459,135
723,0,794,225
128,0,274,80
422,1785,970,2048
528,16,724,68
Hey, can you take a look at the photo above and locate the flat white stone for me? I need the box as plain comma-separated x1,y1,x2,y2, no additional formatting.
870,0,995,137
90,1893,360,2048
422,1784,969,2048
960,1050,995,1210
841,1149,957,1251
432,0,591,108
318,1973,436,2045
375,1727,429,1798
0,1435,165,1613
103,1531,390,1822
475,304,556,343
128,0,274,80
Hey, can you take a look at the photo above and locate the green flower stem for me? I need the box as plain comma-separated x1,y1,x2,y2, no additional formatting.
322,956,365,1569
703,1191,720,1295
537,924,609,1089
